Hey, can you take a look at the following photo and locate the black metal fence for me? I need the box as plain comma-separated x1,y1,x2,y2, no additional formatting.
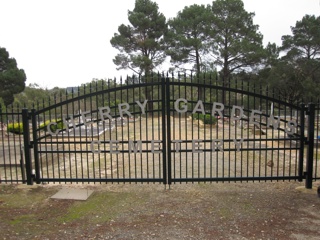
0,107,25,183
0,73,319,188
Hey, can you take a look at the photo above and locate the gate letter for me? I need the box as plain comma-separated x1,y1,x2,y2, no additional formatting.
91,140,101,154
233,139,244,152
128,140,143,153
211,140,223,152
285,120,297,136
172,140,182,152
174,98,188,113
192,100,205,115
192,140,203,153
110,140,120,154
81,110,93,127
267,115,280,129
136,100,148,114
98,106,112,122
63,116,76,132
47,122,59,136
231,105,243,122
212,102,224,119
151,140,162,153
249,110,262,128
118,103,132,118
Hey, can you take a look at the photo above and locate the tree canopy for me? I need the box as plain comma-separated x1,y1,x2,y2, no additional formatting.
110,0,167,76
0,47,26,106
281,14,320,61
209,0,265,81
260,14,320,102
166,4,211,73
108,0,320,103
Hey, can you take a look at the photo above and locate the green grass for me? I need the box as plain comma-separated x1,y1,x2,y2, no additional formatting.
10,214,35,225
0,184,149,238
58,191,146,223
218,207,232,219
0,186,53,208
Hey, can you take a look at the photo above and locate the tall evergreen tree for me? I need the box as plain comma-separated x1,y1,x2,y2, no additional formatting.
281,14,320,61
280,14,320,88
0,47,26,106
261,14,320,102
166,4,211,74
110,0,167,77
209,0,265,103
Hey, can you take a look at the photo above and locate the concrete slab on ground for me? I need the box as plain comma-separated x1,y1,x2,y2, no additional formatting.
51,188,93,200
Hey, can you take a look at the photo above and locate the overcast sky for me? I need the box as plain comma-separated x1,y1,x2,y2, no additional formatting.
1,0,319,89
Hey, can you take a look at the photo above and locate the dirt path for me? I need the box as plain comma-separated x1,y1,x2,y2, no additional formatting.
0,181,319,239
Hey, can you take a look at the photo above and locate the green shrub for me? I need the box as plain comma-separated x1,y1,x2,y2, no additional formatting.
40,119,65,132
192,113,217,125
7,122,23,134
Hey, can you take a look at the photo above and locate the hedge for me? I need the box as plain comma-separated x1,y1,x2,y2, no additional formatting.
7,122,23,134
192,113,218,125
40,119,65,132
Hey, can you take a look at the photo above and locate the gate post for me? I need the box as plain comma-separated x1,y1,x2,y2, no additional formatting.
305,103,315,189
298,104,306,182
22,109,33,185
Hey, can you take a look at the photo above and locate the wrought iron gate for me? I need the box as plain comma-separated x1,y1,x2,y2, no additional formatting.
1,74,319,187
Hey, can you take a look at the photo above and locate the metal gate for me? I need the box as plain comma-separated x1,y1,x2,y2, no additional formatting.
1,73,319,187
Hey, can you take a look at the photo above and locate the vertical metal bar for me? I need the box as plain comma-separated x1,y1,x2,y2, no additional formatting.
161,75,167,184
315,100,319,180
306,103,315,189
158,75,162,180
183,73,188,182
298,104,305,182
31,109,41,184
22,109,33,185
166,76,172,185
0,104,6,183
20,145,26,183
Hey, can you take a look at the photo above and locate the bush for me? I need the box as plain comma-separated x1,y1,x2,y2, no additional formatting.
7,122,23,134
192,113,217,125
40,119,65,132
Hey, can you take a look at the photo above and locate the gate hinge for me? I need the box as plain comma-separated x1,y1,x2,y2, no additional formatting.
29,141,34,149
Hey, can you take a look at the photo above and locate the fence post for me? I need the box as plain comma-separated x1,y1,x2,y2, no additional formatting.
298,104,306,182
305,103,315,189
22,109,33,185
